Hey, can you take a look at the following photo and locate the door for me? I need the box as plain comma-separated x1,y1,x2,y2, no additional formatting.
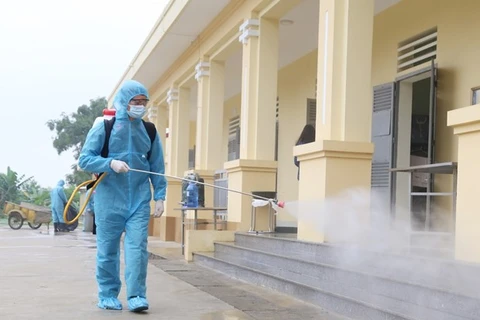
425,60,438,230
371,83,396,213
427,60,437,166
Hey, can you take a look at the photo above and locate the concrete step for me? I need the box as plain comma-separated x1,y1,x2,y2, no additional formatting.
194,251,409,320
194,250,475,320
234,232,480,298
213,242,479,320
398,245,454,260
150,253,350,320
403,231,455,259
409,231,454,249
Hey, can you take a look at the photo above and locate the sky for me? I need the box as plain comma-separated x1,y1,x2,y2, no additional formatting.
0,0,170,188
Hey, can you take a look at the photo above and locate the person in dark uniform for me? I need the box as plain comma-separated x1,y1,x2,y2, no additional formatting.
294,124,316,180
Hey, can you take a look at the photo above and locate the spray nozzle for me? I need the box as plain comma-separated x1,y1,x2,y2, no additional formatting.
269,199,285,208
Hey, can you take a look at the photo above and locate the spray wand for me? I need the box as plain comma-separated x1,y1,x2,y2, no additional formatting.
63,168,285,225
129,168,284,207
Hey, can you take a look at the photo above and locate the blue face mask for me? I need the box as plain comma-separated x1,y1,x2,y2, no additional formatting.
127,105,147,119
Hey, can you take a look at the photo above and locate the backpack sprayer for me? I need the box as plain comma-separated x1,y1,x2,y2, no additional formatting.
63,168,285,225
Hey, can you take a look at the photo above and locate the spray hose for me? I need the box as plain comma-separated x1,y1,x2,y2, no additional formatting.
63,168,284,225
62,173,106,225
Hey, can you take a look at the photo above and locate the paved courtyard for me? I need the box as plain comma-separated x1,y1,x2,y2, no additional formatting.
0,221,345,320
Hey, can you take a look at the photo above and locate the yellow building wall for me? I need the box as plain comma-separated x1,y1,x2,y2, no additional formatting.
276,50,318,227
373,0,480,162
189,121,196,151
214,51,317,229
372,0,480,230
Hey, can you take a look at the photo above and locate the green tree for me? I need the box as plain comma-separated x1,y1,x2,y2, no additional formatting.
20,179,51,207
0,167,33,210
47,97,106,185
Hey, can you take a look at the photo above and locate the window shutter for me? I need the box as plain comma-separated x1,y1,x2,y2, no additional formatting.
188,145,195,169
397,28,437,73
306,99,316,127
228,116,240,161
371,82,395,211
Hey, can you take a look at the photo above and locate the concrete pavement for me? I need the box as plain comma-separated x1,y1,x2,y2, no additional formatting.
0,221,346,320
0,223,251,320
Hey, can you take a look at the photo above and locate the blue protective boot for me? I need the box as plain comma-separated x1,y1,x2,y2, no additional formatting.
128,296,149,312
98,297,123,310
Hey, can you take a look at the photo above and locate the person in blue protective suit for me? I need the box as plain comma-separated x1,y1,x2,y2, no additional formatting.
50,179,69,233
78,80,167,313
